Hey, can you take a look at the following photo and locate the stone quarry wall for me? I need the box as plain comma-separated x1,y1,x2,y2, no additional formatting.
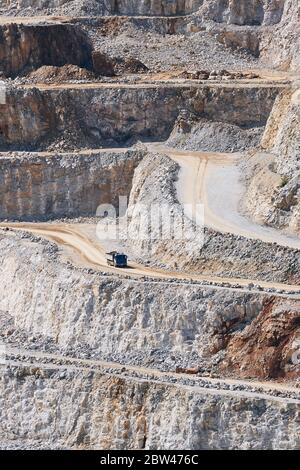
0,0,286,24
241,87,300,236
0,229,299,449
0,229,263,363
0,85,280,149
0,369,299,450
110,0,204,16
0,23,93,77
0,22,150,78
0,2,297,70
0,0,203,16
0,229,299,380
187,1,295,65
0,149,143,220
200,0,285,26
0,231,299,447
260,0,300,70
262,88,300,176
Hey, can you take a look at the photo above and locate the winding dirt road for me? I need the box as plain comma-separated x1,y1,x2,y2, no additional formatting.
2,143,300,295
2,222,300,297
165,146,300,250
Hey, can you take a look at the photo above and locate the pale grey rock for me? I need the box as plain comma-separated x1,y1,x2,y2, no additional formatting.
0,149,144,220
0,369,299,449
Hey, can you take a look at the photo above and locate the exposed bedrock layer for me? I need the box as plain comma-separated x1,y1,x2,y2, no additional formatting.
260,0,300,70
241,88,300,235
186,1,297,67
0,23,93,78
0,230,300,381
0,149,144,220
213,28,261,58
262,89,300,176
0,85,281,149
0,0,203,16
0,22,151,79
222,297,300,380
0,0,285,25
0,369,299,450
200,0,285,26
0,3,297,68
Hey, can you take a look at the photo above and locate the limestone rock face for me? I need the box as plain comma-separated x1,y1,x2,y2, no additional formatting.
200,0,285,26
0,370,299,450
0,85,279,149
0,149,143,220
113,0,204,16
227,0,285,26
0,23,93,77
214,28,261,57
261,88,300,178
0,229,299,380
241,163,300,236
260,0,300,70
222,298,300,380
0,88,57,146
0,229,263,363
241,88,300,236
0,0,203,16
1,0,285,23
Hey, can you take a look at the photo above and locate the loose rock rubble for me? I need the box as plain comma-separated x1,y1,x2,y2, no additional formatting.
179,69,260,80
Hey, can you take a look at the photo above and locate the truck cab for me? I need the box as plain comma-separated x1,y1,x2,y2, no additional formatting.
106,251,128,268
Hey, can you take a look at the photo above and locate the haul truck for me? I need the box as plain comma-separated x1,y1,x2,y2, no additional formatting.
106,251,128,268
